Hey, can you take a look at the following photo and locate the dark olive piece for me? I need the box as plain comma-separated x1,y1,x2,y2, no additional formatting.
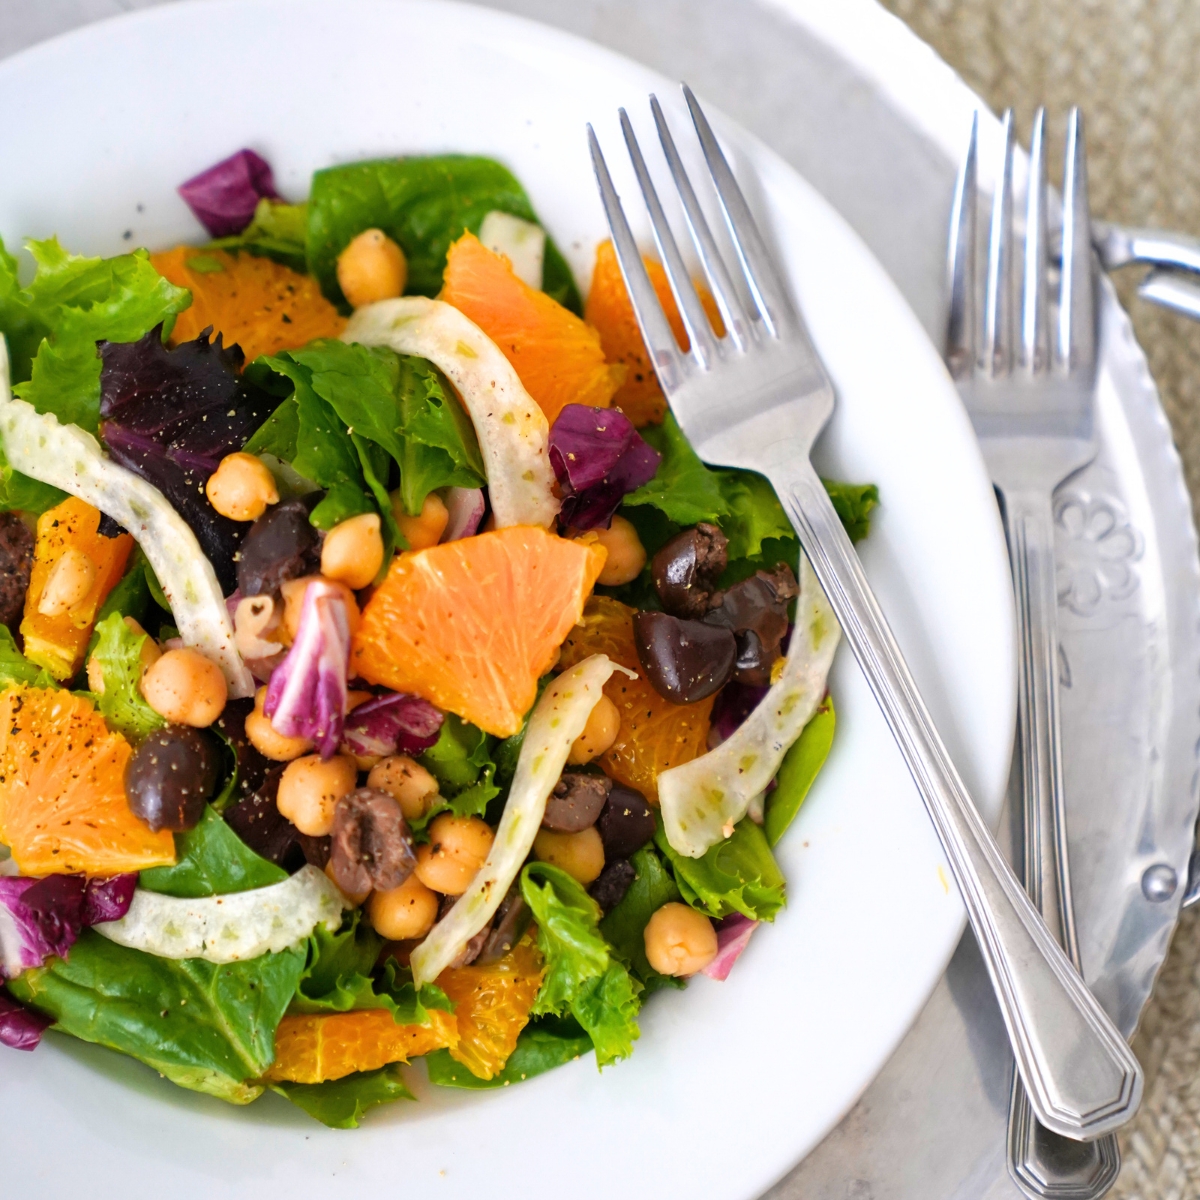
125,726,221,833
589,858,637,913
542,771,611,832
450,927,489,969
329,788,416,896
213,696,270,802
0,512,33,631
704,564,798,682
596,784,656,860
651,523,728,618
225,768,329,871
633,611,736,704
478,892,531,965
236,496,322,599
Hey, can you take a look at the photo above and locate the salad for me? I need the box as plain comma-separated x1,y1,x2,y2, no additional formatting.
0,147,877,1128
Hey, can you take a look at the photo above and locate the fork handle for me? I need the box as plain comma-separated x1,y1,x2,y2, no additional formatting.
1002,492,1121,1195
773,457,1142,1142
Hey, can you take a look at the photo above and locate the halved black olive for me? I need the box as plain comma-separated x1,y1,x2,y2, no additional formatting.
125,726,221,832
633,611,735,704
651,523,728,618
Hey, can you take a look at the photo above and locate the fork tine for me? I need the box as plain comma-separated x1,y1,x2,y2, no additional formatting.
946,111,978,379
983,109,1016,377
619,106,719,366
1021,107,1050,374
1058,108,1096,374
649,95,752,351
681,83,794,337
587,123,687,391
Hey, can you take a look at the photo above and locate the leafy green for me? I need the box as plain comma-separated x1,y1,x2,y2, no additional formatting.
95,547,153,629
306,155,580,311
520,863,640,1066
425,1014,594,1089
765,695,836,846
599,846,684,994
89,611,164,741
656,816,785,921
8,930,305,1104
715,468,795,561
271,1064,414,1128
209,199,308,272
417,714,500,827
140,805,287,898
0,624,54,688
823,479,879,543
0,461,65,514
623,413,730,528
493,675,552,786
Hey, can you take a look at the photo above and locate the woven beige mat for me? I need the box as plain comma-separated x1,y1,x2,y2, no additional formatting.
877,1,1200,1193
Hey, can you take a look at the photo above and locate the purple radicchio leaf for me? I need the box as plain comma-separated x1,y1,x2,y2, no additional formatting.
99,328,278,593
0,990,51,1050
0,875,85,980
342,693,444,759
548,405,661,530
708,681,770,748
264,579,352,759
81,875,138,926
178,149,280,238
701,913,759,981
441,488,486,542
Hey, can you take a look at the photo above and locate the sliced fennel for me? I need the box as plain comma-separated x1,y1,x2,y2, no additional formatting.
410,654,628,985
0,337,254,697
342,297,559,529
93,865,346,963
659,554,841,858
479,210,546,290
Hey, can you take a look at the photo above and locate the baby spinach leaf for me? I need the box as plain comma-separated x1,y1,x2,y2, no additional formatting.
8,930,305,1104
425,1014,594,1089
95,547,153,629
89,611,165,742
599,846,684,994
655,816,785,921
306,154,580,311
271,1063,414,1128
765,695,836,846
209,199,309,272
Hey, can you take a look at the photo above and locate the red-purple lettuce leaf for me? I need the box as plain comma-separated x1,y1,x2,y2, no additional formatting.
0,875,84,979
0,990,51,1050
342,693,444,759
178,149,280,239
81,875,138,925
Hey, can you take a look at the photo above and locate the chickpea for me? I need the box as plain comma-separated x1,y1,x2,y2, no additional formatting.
38,548,95,617
279,575,361,644
204,452,279,522
589,515,646,587
392,490,449,551
368,873,439,939
320,512,384,590
367,754,440,821
326,860,371,908
140,647,227,727
643,902,718,977
567,694,620,765
533,826,605,886
86,616,160,695
414,814,494,895
245,686,313,761
276,753,358,837
337,228,408,308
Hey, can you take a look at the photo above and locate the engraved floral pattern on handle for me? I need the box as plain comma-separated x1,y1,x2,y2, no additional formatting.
1054,493,1143,616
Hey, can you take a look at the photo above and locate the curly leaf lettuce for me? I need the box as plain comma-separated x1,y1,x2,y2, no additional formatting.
425,1014,593,1090
416,713,500,828
89,611,165,742
0,624,54,688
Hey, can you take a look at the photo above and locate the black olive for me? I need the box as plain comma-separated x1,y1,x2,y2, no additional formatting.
542,771,611,832
477,892,531,964
596,783,656,860
651,523,728,618
704,564,798,682
0,512,33,632
224,767,330,871
633,611,735,704
329,788,416,896
589,858,637,913
236,496,322,599
125,726,221,832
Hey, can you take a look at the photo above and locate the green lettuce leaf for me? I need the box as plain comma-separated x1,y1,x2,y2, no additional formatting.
8,929,305,1104
656,816,785,921
0,624,54,688
417,713,500,827
89,611,164,742
139,804,287,898
209,199,308,272
425,1014,594,1089
306,154,581,311
822,479,879,543
623,413,730,528
94,546,153,629
271,1064,414,1128
520,862,640,1066
764,695,836,846
599,846,684,994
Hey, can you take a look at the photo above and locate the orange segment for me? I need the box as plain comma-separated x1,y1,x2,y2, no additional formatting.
150,246,345,363
351,526,607,737
437,935,544,1080
20,497,133,680
0,685,176,875
585,239,724,427
265,1007,458,1084
440,232,621,425
560,596,712,802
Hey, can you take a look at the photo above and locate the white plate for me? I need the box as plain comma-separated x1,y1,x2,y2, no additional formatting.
0,2,1016,1196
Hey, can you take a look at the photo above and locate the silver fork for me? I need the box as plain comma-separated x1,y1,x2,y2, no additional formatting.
588,86,1142,1143
948,108,1121,1198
